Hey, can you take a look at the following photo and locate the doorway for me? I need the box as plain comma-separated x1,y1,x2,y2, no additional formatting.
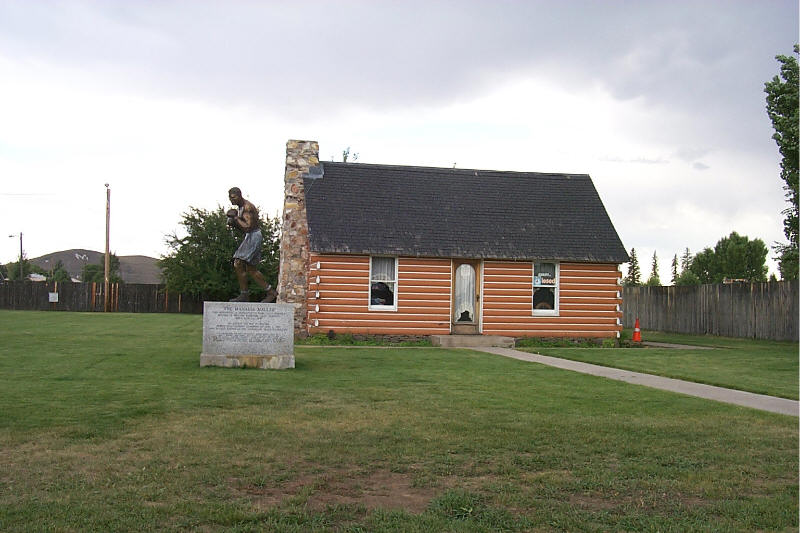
452,260,480,334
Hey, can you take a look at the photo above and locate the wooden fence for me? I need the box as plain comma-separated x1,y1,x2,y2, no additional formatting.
0,281,203,314
622,281,799,341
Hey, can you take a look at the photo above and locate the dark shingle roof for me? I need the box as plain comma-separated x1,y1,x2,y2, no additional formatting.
304,162,628,263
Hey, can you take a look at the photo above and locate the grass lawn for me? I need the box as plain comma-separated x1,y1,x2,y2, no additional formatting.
0,310,797,532
517,330,799,400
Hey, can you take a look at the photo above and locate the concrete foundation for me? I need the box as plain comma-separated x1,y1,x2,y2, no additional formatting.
431,335,515,348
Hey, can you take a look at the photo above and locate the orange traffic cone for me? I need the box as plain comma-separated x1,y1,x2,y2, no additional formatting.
632,318,642,342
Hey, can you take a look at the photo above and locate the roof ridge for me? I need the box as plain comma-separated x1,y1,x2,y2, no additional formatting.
321,160,589,178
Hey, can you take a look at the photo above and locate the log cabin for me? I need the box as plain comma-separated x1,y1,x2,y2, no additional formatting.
276,140,629,340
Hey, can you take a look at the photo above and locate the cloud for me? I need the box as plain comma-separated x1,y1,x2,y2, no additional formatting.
0,2,795,125
0,0,794,279
601,156,670,165
675,147,711,162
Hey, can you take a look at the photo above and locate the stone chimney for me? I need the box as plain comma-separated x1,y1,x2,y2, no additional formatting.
277,139,319,336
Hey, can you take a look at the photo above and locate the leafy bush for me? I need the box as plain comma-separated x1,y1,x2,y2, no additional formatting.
159,206,279,301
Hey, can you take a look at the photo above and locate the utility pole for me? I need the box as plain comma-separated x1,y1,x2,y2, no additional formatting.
7,233,23,280
18,232,22,280
104,184,110,312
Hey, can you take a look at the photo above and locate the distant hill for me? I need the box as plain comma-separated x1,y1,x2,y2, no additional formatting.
117,255,164,284
30,249,163,284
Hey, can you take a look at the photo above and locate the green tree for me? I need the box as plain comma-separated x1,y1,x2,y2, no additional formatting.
680,247,692,271
3,255,43,281
47,260,72,283
670,254,679,285
623,248,641,286
675,269,701,286
765,45,799,280
3,260,24,280
341,147,359,162
674,247,700,285
776,245,799,280
160,206,280,301
645,251,661,286
82,254,122,283
689,232,768,283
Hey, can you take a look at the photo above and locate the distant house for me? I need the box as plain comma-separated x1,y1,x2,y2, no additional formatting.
277,140,628,339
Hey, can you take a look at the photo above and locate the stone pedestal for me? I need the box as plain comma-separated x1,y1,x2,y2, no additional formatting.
200,302,295,369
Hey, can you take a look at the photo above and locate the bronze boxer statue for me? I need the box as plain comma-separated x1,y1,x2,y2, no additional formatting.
226,187,277,303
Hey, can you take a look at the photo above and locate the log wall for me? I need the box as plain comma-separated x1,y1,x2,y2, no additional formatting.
307,255,623,338
482,261,623,338
307,254,451,335
306,255,451,335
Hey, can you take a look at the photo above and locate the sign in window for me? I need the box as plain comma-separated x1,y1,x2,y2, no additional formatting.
533,262,558,314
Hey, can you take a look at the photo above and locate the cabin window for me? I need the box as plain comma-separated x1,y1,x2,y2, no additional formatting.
369,257,397,310
532,262,558,315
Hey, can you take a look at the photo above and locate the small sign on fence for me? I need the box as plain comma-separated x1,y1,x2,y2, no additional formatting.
48,292,59,303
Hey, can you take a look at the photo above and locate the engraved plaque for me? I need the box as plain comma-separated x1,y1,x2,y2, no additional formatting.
201,302,294,369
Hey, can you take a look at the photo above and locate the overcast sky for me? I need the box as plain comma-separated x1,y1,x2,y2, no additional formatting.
1,1,797,281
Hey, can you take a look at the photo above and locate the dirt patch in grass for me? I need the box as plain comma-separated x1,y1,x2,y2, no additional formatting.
569,493,618,511
570,490,707,513
239,467,439,513
313,469,437,512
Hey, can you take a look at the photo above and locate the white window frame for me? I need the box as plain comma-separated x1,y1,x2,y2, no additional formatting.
368,256,398,311
532,262,559,316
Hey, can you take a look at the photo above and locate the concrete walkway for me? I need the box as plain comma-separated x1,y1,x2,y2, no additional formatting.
477,347,799,417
